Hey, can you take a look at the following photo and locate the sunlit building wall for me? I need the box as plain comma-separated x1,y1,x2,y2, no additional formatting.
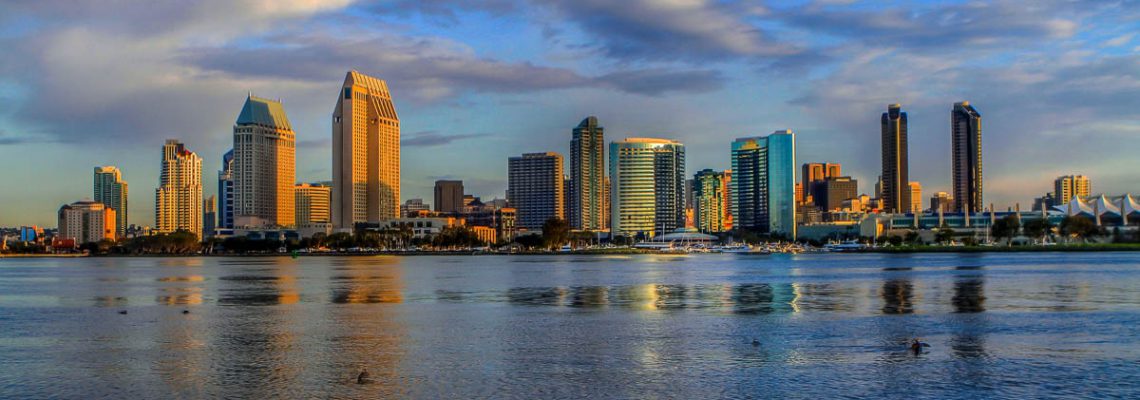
610,138,685,238
951,101,983,214
731,131,796,238
93,166,128,238
881,104,910,213
333,70,400,228
233,95,296,228
155,140,202,238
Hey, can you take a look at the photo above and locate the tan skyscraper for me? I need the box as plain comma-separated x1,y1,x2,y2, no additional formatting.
1054,175,1091,204
233,94,296,228
333,70,400,229
58,200,116,244
155,140,202,238
909,182,923,214
508,152,565,230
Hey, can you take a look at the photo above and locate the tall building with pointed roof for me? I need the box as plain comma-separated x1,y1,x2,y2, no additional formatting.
569,116,605,231
951,101,983,214
881,104,910,213
332,70,400,229
233,94,296,228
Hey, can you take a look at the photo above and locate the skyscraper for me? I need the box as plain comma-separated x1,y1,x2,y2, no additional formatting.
821,177,858,212
93,166,128,238
203,195,217,237
1054,175,1091,204
930,191,953,213
155,140,202,238
217,149,234,229
57,200,115,244
801,162,841,208
881,104,910,213
731,131,796,238
693,169,727,233
909,182,923,214
333,70,400,229
233,94,296,228
569,116,605,231
295,183,332,225
507,152,565,230
952,101,983,214
610,138,686,238
434,180,464,213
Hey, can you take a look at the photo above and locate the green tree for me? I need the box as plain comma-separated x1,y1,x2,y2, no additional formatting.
935,226,955,244
904,230,921,245
1023,219,1052,242
1060,216,1098,241
515,234,544,250
990,215,1021,245
541,218,570,250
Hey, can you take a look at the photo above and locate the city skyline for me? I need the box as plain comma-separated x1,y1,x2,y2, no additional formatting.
1,1,1138,227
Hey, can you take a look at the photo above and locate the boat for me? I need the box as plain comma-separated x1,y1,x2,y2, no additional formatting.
823,240,868,252
719,244,753,253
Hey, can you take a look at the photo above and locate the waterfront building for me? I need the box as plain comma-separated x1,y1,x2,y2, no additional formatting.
295,183,331,225
508,152,565,230
233,94,296,228
217,149,235,229
909,182,923,214
434,180,464,213
609,138,685,239
930,191,954,213
1033,193,1056,212
722,170,733,230
693,169,727,233
203,195,217,237
951,101,983,214
569,116,606,231
731,131,796,238
57,201,116,245
155,140,202,238
401,198,430,217
19,226,43,243
881,104,910,213
93,166,128,238
333,70,400,229
821,176,858,212
1054,175,1091,205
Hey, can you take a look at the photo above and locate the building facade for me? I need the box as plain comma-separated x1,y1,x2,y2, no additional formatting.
930,191,954,213
203,195,217,237
821,176,858,212
93,166,128,238
909,182,923,214
333,70,400,229
1055,175,1091,205
434,180,464,213
507,152,565,230
217,149,235,229
569,116,606,231
155,140,202,238
295,183,331,225
951,101,983,214
57,201,115,245
609,138,685,239
731,131,796,238
802,162,841,208
233,95,296,228
881,104,910,213
693,169,727,233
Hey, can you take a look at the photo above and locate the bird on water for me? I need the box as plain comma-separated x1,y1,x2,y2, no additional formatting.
357,368,371,384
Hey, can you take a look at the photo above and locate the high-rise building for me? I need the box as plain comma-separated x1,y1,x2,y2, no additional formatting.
909,182,923,214
401,198,431,217
1054,175,1091,204
693,169,727,233
802,162,842,208
203,195,217,237
155,140,202,238
610,138,685,238
930,191,953,213
881,104,910,213
332,70,400,229
233,94,296,228
569,116,605,231
295,183,331,225
722,170,733,231
821,177,858,212
603,175,611,230
93,166,128,238
507,152,565,230
951,101,983,214
1032,193,1056,212
57,200,115,244
731,131,796,238
434,180,464,213
217,149,234,229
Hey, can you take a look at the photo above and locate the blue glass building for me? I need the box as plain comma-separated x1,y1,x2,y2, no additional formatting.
731,130,796,238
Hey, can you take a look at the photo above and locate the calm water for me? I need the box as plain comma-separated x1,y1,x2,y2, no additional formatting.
1,253,1139,399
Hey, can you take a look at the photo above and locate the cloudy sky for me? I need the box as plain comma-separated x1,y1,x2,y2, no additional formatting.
0,0,1137,227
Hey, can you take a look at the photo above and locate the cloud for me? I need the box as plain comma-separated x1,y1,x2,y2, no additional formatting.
597,68,724,96
403,130,489,147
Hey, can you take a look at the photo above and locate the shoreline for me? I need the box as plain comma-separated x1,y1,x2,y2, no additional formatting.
5,244,1140,257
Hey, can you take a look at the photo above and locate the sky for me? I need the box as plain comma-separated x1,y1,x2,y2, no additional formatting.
0,0,1138,227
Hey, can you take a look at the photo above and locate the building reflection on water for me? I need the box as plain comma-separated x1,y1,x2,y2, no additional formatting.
324,257,406,397
881,278,916,315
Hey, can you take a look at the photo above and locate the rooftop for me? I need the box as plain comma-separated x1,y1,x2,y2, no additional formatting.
236,94,293,131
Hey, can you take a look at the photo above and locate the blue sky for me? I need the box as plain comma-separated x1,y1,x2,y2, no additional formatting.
0,0,1138,227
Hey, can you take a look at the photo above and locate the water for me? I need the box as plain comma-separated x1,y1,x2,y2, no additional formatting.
1,253,1138,399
